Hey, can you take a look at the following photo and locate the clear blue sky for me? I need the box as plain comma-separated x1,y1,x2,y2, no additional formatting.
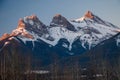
0,0,120,36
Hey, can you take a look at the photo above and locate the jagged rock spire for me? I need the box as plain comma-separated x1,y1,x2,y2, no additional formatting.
84,11,94,19
50,14,76,31
17,18,25,29
51,14,68,26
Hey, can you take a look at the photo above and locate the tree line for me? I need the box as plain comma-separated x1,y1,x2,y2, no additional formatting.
0,47,120,80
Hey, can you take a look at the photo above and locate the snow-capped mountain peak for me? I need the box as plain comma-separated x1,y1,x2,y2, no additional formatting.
1,15,48,43
71,11,94,23
14,15,48,38
50,14,66,26
17,15,46,30
71,11,118,29
0,11,120,52
17,15,38,29
50,14,76,31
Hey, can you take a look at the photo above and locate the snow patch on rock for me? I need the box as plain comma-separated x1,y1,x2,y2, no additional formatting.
116,35,120,46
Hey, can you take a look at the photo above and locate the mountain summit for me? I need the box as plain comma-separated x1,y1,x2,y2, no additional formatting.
72,11,119,29
71,11,94,22
84,11,94,19
50,14,76,31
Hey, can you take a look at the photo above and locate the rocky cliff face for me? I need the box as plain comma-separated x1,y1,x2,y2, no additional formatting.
50,14,76,31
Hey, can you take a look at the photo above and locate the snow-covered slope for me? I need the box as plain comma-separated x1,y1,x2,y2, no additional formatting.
70,11,120,49
1,11,120,51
